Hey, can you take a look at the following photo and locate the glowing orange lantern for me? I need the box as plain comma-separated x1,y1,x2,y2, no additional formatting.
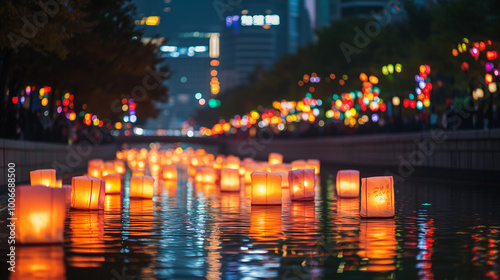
70,176,105,210
291,160,307,170
56,179,62,188
16,185,66,243
306,159,320,175
288,169,315,201
360,176,395,218
336,170,360,198
251,172,282,205
195,166,217,184
130,175,155,199
162,164,178,181
103,174,121,194
87,159,104,179
114,160,126,175
30,169,57,187
220,168,240,191
131,169,145,177
268,153,283,165
102,161,115,176
224,155,240,169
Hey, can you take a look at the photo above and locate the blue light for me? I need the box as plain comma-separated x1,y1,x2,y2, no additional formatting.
371,113,379,122
419,81,426,89
409,94,415,100
415,88,421,94
333,94,339,100
416,101,423,110
130,115,137,123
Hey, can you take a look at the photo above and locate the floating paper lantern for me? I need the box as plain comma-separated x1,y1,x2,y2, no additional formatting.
87,159,104,179
162,164,178,181
102,161,116,176
103,174,121,194
224,155,240,169
336,170,360,198
114,160,126,175
130,176,155,199
291,160,307,170
306,159,320,175
288,169,315,201
360,176,395,218
71,176,105,210
56,179,62,188
268,153,283,165
195,166,217,184
16,185,66,243
30,169,57,187
251,172,282,205
220,168,240,191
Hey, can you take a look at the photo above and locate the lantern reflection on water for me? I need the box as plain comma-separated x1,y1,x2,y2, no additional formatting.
251,172,282,205
16,185,66,244
336,170,360,198
30,169,57,187
288,168,315,201
130,175,155,199
220,168,240,191
103,174,121,194
360,176,395,218
68,211,105,267
11,245,65,280
337,198,360,217
250,206,282,242
358,219,397,271
71,176,106,210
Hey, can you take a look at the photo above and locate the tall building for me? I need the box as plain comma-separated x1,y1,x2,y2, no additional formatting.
220,0,314,90
132,0,222,130
316,0,403,27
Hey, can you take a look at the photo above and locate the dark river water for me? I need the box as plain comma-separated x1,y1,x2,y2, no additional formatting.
2,164,500,280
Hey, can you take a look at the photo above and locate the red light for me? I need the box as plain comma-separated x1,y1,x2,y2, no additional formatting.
479,42,485,51
99,120,103,127
62,99,69,106
122,98,127,104
486,51,497,60
129,103,136,110
380,103,387,112
410,100,416,109
403,99,410,108
12,96,18,104
461,62,469,71
69,94,74,101
43,86,51,93
360,104,367,111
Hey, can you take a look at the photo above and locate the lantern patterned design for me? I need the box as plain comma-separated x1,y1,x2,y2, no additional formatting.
251,172,282,205
71,176,105,210
220,168,240,191
16,185,66,244
162,164,178,181
30,169,57,187
268,153,283,165
336,170,360,198
103,174,122,194
288,169,315,201
130,175,155,199
360,176,395,218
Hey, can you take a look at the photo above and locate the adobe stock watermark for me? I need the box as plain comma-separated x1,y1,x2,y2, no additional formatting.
237,127,274,159
340,0,401,63
213,0,243,21
7,0,65,53
111,267,135,280
385,75,496,183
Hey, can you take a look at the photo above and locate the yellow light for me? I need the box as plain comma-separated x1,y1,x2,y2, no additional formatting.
250,111,260,119
423,99,431,107
145,16,160,26
392,97,400,106
64,93,70,99
41,98,48,106
488,83,497,93
115,122,122,129
69,112,76,121
39,88,45,95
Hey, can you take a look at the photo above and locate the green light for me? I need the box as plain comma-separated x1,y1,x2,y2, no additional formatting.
305,93,312,99
388,64,394,74
382,66,389,75
208,99,220,108
195,93,202,100
395,63,402,73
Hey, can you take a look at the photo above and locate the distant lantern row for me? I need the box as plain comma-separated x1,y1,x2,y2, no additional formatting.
16,147,394,245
